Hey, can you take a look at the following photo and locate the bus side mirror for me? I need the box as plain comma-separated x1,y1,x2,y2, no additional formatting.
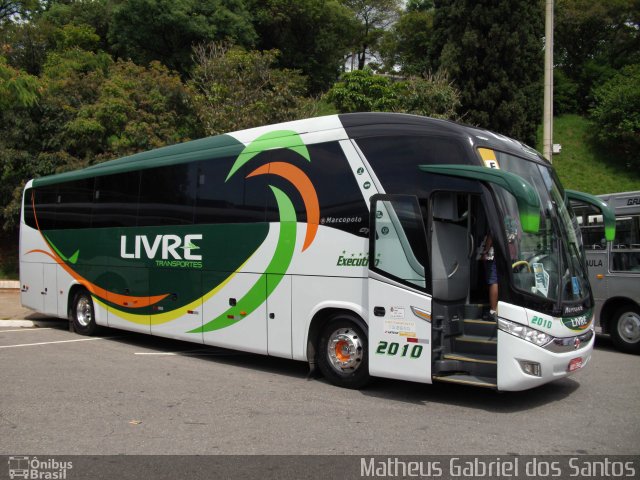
566,190,616,241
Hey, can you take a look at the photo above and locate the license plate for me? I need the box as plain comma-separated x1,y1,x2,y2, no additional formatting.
568,357,583,372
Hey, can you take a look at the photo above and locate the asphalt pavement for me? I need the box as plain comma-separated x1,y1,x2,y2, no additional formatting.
1,289,639,456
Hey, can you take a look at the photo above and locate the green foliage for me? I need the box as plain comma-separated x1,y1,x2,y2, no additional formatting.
555,0,639,113
431,0,544,145
395,71,460,118
249,0,357,93
0,47,199,231
326,69,398,112
0,55,39,107
108,0,257,76
187,42,316,135
326,68,460,119
553,69,579,116
380,2,433,74
342,0,402,70
590,64,640,165
537,114,640,194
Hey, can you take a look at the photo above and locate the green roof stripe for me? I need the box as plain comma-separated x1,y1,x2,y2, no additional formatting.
32,134,245,187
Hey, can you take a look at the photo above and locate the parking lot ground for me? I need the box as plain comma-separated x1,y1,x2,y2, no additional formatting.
1,319,639,456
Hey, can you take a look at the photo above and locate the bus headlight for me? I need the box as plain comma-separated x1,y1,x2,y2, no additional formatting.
498,318,553,347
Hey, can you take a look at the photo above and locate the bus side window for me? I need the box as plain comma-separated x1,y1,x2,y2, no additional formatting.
56,178,95,229
571,201,605,250
138,163,197,226
611,216,640,272
23,188,36,228
195,156,253,224
33,185,59,230
93,172,140,228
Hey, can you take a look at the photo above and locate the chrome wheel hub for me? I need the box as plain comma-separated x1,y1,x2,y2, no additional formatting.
327,327,363,374
76,297,92,327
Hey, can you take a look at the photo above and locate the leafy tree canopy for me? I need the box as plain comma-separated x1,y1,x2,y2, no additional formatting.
590,63,640,166
108,0,257,75
250,0,357,93
187,42,316,136
430,0,544,144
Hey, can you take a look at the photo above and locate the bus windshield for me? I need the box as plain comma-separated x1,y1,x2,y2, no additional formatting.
489,151,590,306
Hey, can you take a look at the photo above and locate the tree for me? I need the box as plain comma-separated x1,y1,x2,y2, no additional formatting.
326,68,460,119
187,42,316,136
555,0,640,113
108,0,256,76
0,55,38,108
0,47,199,231
430,0,544,144
380,0,434,74
0,0,37,25
326,69,398,111
249,0,357,93
342,0,402,70
590,64,640,166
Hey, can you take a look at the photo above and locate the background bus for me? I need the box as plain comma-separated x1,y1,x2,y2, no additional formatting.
572,191,640,353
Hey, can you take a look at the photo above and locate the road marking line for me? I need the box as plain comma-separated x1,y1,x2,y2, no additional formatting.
0,328,53,333
135,352,179,356
0,337,106,349
134,351,245,356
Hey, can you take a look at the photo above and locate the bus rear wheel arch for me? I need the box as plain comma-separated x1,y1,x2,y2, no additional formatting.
71,289,98,336
316,313,370,389
610,305,640,354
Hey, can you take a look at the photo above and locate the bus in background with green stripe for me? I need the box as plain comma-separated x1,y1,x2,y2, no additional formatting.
19,113,614,391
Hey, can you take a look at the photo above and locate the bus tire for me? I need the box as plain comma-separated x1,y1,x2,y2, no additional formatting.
72,290,98,336
317,315,370,389
610,306,640,354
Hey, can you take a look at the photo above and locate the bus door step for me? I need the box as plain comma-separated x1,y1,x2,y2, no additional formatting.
432,374,497,389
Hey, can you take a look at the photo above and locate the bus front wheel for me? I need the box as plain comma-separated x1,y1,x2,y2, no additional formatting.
317,315,370,389
610,306,640,354
72,290,98,336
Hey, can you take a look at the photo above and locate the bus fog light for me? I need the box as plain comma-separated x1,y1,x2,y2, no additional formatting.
518,360,541,377
498,318,553,347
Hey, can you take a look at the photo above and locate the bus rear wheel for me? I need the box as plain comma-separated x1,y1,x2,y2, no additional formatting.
72,290,98,336
610,306,640,354
317,315,369,389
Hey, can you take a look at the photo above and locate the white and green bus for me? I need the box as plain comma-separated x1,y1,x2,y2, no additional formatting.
19,113,614,391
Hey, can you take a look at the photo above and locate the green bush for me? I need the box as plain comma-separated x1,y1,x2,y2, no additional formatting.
590,64,640,166
326,68,460,119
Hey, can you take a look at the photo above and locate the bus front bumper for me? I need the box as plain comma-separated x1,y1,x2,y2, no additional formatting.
496,328,595,391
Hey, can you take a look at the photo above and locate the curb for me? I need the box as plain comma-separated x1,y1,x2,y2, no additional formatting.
0,319,66,327
0,280,20,289
0,320,39,327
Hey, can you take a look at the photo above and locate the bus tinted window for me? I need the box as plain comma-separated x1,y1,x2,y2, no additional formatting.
571,202,606,250
195,157,254,224
138,164,197,226
56,178,95,229
611,215,640,272
356,135,470,195
23,188,35,228
93,172,140,228
33,185,58,230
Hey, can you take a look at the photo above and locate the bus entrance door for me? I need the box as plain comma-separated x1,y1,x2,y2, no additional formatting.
367,195,432,383
430,191,498,387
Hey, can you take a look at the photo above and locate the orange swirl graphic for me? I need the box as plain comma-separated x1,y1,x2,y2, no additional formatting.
247,162,319,251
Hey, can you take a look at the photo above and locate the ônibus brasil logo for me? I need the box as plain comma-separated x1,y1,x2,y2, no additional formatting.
120,234,203,268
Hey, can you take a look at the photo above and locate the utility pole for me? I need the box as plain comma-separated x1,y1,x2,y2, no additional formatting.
543,0,554,162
